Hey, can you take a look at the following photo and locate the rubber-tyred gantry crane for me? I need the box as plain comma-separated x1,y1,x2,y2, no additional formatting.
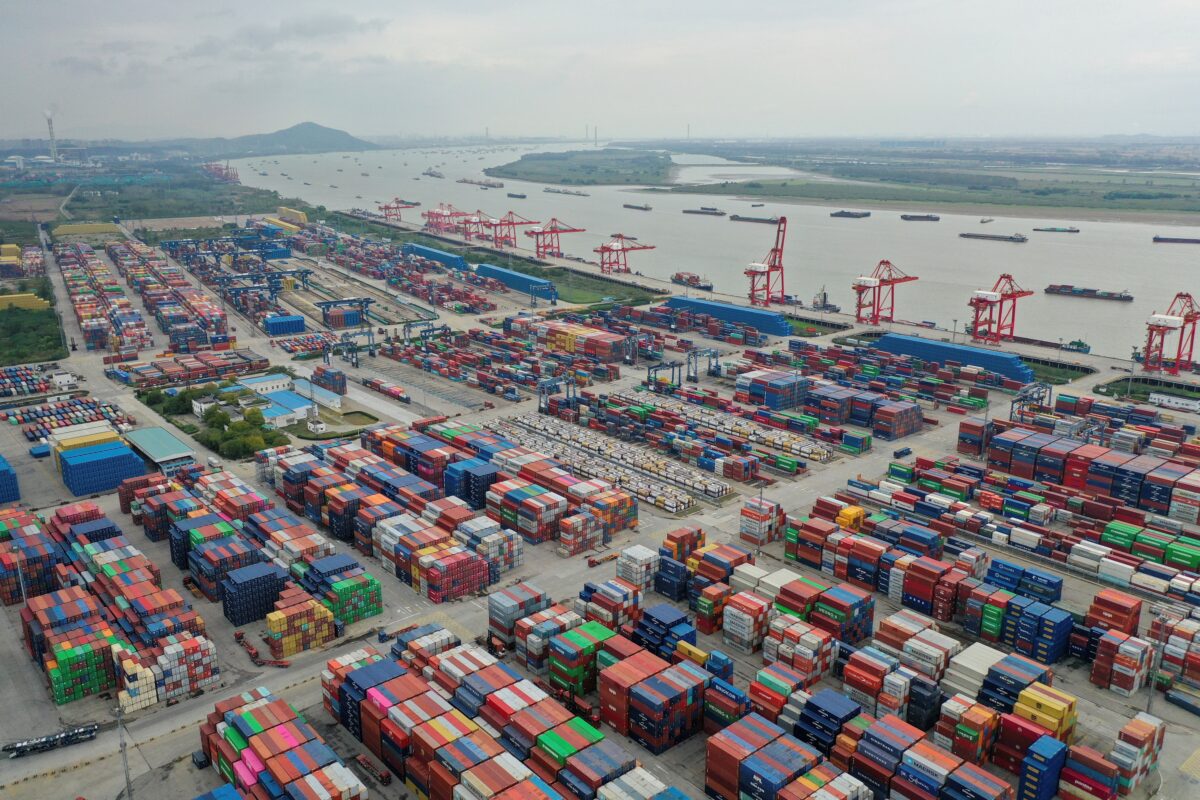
421,203,468,235
595,234,654,275
745,216,788,307
525,218,585,259
378,198,416,223
1143,292,1200,374
969,273,1033,344
852,259,918,325
485,211,540,249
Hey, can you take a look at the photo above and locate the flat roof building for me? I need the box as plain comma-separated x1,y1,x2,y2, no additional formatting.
124,426,196,476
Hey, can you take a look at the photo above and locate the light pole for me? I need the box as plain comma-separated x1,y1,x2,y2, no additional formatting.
952,319,957,344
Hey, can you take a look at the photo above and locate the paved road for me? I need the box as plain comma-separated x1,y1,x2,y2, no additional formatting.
8,226,1200,798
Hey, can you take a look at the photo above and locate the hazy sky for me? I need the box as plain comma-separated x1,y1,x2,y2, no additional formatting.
5,1,1199,140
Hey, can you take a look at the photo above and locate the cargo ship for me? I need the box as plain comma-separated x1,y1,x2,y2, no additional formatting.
458,177,504,188
810,286,841,313
507,192,527,199
959,232,1028,243
1153,235,1200,244
901,214,940,221
1044,285,1133,302
671,272,714,291
1033,226,1080,233
830,210,871,218
544,187,589,197
683,207,726,216
422,168,444,178
729,214,781,224
623,203,652,211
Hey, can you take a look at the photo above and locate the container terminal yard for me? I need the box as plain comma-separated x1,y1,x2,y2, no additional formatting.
3,204,1200,800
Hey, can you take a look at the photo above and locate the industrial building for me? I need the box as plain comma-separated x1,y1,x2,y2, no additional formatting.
123,426,196,476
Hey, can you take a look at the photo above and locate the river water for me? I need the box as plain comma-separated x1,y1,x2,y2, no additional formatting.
231,144,1200,358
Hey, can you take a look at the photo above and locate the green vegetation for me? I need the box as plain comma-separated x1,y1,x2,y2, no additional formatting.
485,149,673,186
134,224,238,246
65,168,313,221
340,410,378,425
789,316,850,337
0,220,40,247
324,211,662,307
1094,375,1200,403
0,307,65,365
673,172,1200,212
654,139,1200,213
138,383,289,458
1019,357,1095,385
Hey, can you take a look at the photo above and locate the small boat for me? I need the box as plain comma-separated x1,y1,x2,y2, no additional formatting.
901,214,940,221
612,234,639,241
329,185,338,188
980,218,994,224
830,210,870,219
623,203,652,211
683,207,726,216
303,182,311,186
507,192,527,199
751,203,765,208
1033,226,1080,233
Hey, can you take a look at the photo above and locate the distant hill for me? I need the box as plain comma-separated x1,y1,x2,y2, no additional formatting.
163,122,378,158
0,122,377,160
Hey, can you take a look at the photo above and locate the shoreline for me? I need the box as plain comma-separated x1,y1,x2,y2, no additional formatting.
654,189,1200,227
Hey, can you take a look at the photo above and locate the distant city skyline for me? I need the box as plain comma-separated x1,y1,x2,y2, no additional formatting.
5,1,1199,140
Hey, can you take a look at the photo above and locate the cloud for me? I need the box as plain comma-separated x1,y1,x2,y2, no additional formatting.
180,12,381,61
1126,47,1195,71
55,56,113,76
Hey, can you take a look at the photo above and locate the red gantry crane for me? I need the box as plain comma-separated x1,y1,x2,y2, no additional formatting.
595,234,655,275
485,211,540,249
421,203,468,235
852,259,919,325
525,218,586,259
745,217,788,307
1143,292,1200,374
969,273,1033,344
378,198,416,224
458,210,494,242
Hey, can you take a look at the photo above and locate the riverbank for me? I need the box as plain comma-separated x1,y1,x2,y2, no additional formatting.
652,190,1200,227
484,148,674,186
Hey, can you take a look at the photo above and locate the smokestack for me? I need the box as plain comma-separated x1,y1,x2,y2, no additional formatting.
43,109,58,162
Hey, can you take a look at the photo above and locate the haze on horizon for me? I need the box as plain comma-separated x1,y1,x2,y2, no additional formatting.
5,0,1198,142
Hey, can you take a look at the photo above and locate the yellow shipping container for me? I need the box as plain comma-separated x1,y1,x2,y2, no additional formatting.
277,206,308,225
52,222,121,236
0,293,51,311
1017,683,1075,718
264,217,301,233
675,641,708,665
51,431,121,465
